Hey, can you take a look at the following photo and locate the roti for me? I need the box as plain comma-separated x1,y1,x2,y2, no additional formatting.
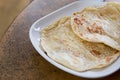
40,17,120,71
71,2,120,51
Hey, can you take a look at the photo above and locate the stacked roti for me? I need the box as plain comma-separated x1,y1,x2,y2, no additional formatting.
40,2,120,71
71,2,120,51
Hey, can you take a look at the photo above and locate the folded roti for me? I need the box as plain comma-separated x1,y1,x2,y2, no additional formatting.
41,17,120,71
71,2,120,51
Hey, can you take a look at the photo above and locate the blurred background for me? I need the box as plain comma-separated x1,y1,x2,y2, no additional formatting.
0,0,33,40
0,0,119,41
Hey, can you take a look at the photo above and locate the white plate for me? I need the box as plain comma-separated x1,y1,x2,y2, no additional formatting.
29,1,120,78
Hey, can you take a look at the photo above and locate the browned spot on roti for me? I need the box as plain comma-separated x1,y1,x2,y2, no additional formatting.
106,56,113,62
115,50,119,54
91,50,101,56
99,13,103,16
74,18,83,25
87,22,105,34
73,13,76,15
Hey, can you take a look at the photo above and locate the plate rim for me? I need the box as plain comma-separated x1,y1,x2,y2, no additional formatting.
29,1,120,78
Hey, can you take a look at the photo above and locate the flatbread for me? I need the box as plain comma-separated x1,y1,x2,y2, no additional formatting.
71,2,120,51
41,17,120,71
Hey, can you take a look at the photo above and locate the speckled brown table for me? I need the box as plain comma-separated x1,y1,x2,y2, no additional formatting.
0,0,120,80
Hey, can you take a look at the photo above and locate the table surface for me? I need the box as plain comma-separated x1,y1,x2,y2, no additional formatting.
0,0,120,80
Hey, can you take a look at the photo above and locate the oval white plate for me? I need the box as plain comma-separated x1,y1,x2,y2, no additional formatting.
29,1,120,78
